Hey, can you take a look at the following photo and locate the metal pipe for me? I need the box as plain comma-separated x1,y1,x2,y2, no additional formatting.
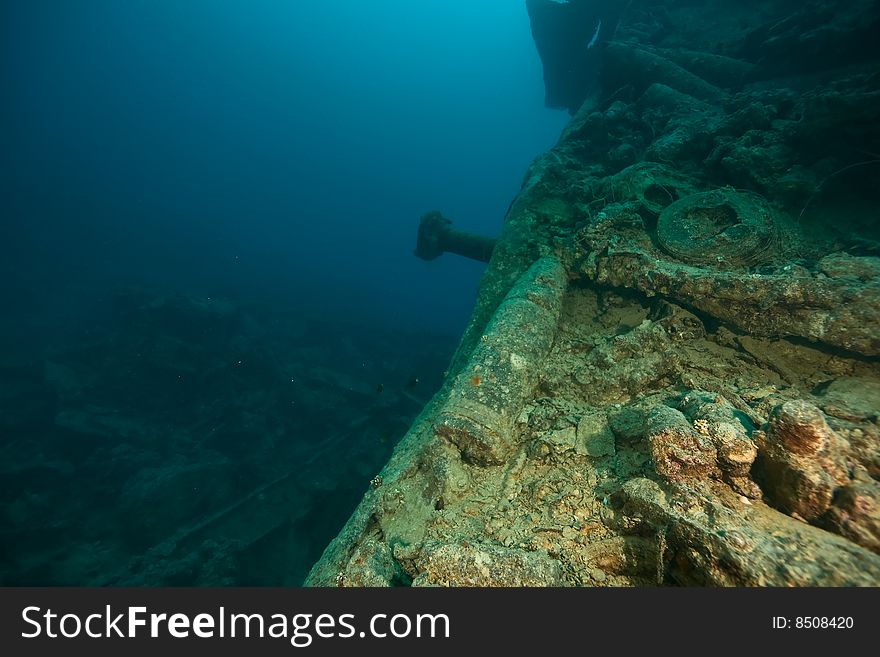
414,211,496,263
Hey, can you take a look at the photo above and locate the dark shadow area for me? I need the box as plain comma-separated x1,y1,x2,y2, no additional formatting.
0,288,456,585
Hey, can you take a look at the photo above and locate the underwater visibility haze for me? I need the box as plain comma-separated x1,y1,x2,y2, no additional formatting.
0,0,565,585
2,0,880,587
2,0,566,340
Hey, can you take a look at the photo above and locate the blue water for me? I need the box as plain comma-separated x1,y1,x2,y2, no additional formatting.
0,0,568,585
2,0,567,340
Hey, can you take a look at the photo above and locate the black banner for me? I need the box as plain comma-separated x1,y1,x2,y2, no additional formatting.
0,587,874,655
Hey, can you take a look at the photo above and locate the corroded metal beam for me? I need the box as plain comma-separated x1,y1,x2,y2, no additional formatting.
414,211,495,263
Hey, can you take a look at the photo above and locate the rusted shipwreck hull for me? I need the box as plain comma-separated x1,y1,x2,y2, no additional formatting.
306,0,880,587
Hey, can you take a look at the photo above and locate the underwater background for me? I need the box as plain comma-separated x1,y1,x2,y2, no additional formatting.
0,0,566,584
4,0,880,587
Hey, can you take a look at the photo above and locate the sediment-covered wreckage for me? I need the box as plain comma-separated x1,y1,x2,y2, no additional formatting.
306,0,880,586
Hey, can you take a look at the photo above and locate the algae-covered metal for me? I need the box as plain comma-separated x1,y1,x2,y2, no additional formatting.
306,0,880,587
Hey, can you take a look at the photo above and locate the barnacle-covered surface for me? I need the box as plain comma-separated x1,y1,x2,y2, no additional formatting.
306,0,880,586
